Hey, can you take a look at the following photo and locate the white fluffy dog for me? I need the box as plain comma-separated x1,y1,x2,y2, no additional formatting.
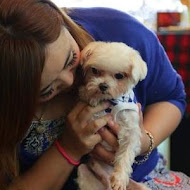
77,42,149,190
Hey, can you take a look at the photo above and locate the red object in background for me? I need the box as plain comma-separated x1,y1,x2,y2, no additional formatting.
157,12,181,30
157,32,190,116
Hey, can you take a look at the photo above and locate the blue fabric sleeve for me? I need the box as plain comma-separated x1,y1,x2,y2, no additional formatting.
143,31,186,116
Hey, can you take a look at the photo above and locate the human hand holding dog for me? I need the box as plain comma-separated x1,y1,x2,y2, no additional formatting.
59,101,112,161
91,103,152,164
91,120,120,164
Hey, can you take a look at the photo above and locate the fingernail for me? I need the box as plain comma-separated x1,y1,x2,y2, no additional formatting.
108,120,115,126
110,120,114,125
99,127,105,132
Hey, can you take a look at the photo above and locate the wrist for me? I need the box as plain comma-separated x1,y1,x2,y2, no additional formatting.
54,140,81,166
59,136,84,161
140,129,154,155
135,130,154,165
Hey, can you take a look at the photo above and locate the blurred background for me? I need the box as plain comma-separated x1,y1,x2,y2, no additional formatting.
52,0,190,176
52,0,190,31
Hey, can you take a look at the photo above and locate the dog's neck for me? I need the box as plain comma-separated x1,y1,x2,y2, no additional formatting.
95,89,139,122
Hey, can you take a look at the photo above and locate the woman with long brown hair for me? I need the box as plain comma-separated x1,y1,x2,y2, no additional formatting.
0,0,189,189
0,0,99,188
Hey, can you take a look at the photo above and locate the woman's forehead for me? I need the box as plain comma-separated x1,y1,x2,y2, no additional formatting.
40,29,70,89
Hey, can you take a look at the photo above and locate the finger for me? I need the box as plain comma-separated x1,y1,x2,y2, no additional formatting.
86,114,112,135
88,133,102,147
137,103,142,112
137,103,143,129
106,120,120,135
98,127,118,151
77,102,111,124
92,144,115,164
89,153,105,162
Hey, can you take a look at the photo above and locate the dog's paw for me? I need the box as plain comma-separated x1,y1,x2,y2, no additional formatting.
110,172,127,190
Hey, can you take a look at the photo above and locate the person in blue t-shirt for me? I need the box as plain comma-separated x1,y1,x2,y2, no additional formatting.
0,0,189,189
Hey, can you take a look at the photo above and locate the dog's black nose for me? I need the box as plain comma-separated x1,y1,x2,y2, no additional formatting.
99,83,108,92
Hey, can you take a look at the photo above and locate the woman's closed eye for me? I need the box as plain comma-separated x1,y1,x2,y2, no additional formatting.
40,87,54,98
39,50,78,100
65,50,77,68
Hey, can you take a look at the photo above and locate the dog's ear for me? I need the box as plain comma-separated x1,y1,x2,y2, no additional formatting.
131,51,147,85
80,49,92,77
80,49,93,66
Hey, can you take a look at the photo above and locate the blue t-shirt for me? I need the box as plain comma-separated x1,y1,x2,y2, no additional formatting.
19,7,186,190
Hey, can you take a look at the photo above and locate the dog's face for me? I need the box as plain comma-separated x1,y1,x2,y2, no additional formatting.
80,42,147,106
83,65,131,102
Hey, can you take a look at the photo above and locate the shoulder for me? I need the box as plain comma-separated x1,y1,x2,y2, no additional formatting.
69,7,158,51
68,7,130,20
69,7,145,33
68,7,133,34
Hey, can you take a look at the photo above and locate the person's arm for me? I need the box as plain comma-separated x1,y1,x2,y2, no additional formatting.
146,102,182,142
140,102,182,154
9,146,77,190
139,30,186,154
8,101,112,190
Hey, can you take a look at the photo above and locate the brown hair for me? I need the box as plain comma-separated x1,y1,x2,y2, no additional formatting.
0,0,93,188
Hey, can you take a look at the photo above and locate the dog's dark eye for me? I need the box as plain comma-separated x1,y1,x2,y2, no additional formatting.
91,67,99,75
114,73,125,80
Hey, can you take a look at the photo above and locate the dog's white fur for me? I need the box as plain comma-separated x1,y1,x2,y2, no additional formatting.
77,42,150,190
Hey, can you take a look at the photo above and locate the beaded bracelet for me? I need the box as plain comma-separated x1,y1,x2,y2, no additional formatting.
134,130,154,165
54,140,80,166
